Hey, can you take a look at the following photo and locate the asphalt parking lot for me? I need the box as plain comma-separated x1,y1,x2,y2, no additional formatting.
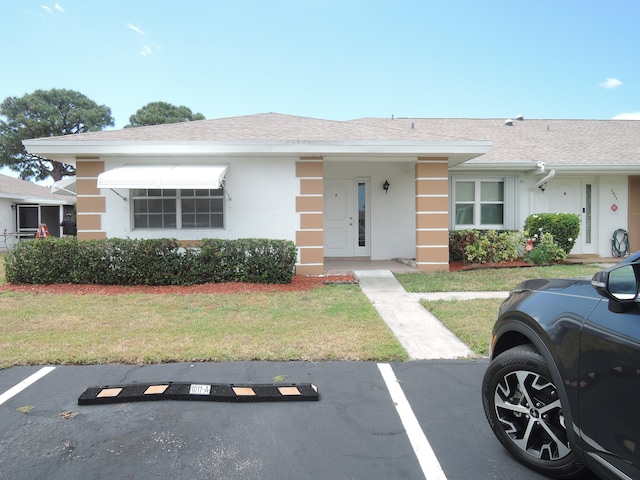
0,360,555,480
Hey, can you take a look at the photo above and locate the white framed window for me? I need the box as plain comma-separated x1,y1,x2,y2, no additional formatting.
132,188,224,229
453,179,505,229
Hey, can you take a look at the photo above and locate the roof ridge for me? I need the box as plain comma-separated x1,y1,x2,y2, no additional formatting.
349,117,488,142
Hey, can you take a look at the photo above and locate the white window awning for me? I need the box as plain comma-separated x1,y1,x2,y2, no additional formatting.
51,176,77,196
97,165,228,190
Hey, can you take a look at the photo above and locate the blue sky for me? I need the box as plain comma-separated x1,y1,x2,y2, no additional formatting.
3,0,640,130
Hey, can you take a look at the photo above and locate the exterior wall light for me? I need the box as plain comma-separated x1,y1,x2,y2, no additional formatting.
383,180,390,194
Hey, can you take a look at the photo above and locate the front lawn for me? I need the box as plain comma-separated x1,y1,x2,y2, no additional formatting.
0,254,612,366
0,285,408,368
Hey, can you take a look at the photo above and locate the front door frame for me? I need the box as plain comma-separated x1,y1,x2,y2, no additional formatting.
324,177,371,258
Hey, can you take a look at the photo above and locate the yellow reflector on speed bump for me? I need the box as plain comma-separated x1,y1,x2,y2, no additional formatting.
144,385,169,395
278,386,302,396
232,387,256,396
96,388,123,398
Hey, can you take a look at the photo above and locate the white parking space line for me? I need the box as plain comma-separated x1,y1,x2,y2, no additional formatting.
378,363,447,480
0,367,56,406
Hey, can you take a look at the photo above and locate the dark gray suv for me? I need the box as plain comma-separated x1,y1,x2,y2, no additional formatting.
482,259,640,479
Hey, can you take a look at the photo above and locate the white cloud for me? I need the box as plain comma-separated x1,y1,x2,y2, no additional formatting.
127,23,146,36
612,112,640,120
127,24,160,56
600,78,622,89
39,3,63,16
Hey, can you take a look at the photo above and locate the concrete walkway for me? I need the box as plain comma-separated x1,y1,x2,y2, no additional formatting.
354,270,508,360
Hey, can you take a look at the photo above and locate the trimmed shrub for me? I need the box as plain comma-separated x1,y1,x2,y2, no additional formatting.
450,230,525,264
4,237,297,285
524,232,567,265
197,238,298,284
463,230,522,264
4,237,82,284
449,230,476,261
523,213,580,254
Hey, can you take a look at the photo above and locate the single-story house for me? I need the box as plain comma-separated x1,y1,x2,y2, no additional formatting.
0,173,75,250
22,113,640,273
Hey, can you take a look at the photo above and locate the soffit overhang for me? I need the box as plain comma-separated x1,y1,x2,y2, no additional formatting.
23,140,492,167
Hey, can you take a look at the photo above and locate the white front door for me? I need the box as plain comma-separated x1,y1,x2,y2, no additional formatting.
549,178,592,254
324,178,370,257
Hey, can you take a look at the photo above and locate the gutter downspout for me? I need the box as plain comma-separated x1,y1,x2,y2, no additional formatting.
533,169,556,190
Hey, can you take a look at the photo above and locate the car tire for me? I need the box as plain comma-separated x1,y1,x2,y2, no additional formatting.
482,344,588,479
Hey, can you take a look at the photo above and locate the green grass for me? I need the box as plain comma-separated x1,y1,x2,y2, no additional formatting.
396,263,605,292
0,285,408,368
413,263,608,357
0,254,611,366
421,298,504,356
1,253,408,367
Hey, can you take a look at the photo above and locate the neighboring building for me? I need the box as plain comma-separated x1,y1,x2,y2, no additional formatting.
22,113,640,273
0,173,75,250
352,116,640,258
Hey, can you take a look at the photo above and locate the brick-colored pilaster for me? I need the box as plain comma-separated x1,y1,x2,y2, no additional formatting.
75,158,106,240
295,158,324,275
415,158,449,272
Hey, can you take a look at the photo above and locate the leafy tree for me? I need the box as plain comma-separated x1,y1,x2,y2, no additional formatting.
0,88,114,182
125,101,205,128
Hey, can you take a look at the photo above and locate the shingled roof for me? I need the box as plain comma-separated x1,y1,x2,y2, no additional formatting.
23,113,493,167
0,173,73,203
22,113,640,169
351,117,640,166
24,113,472,143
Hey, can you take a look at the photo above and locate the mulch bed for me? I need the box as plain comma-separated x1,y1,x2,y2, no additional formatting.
0,260,541,295
0,275,357,296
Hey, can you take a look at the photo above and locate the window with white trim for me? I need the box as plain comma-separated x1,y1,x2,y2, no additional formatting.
132,188,224,229
454,180,505,228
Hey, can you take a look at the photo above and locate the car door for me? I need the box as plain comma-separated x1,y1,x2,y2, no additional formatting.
578,285,640,478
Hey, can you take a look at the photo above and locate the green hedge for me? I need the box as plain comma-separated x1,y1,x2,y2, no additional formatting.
4,237,297,285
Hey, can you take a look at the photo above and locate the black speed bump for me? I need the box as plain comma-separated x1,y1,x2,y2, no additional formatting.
78,382,319,405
